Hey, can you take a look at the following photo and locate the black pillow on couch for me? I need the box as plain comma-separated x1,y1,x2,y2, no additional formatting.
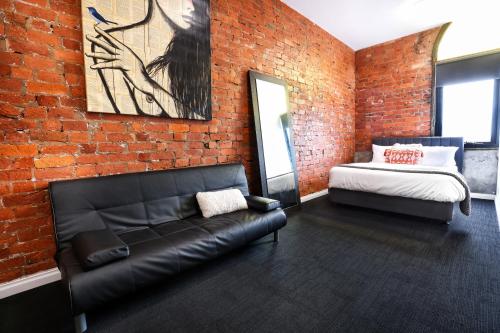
71,228,129,270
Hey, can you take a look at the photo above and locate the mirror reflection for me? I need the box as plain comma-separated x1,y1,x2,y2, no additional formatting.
249,71,300,208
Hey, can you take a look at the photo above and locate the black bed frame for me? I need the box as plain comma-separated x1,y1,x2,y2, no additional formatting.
329,137,464,222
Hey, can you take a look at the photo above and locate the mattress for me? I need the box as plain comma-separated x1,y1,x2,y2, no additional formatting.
329,163,466,203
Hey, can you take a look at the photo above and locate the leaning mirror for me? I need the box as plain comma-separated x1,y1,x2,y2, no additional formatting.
249,71,301,208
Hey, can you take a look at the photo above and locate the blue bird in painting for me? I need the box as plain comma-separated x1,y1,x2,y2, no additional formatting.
87,7,117,25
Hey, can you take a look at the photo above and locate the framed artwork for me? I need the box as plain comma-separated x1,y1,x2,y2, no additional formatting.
82,0,211,120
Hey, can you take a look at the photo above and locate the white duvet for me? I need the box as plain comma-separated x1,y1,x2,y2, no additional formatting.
329,163,466,203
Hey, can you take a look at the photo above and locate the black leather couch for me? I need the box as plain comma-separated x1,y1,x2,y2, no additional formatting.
49,163,287,332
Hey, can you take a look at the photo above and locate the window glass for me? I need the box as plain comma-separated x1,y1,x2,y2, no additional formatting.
442,79,495,143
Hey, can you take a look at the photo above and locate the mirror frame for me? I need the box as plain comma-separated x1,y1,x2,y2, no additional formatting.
248,70,301,208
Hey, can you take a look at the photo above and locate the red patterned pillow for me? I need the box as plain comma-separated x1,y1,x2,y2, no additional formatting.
384,148,423,165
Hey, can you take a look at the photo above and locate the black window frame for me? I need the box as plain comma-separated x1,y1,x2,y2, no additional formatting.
436,77,500,149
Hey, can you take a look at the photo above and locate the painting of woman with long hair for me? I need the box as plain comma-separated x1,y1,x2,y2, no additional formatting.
82,0,211,119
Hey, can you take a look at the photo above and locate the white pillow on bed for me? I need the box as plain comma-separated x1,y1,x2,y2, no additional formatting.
392,143,458,167
420,146,458,167
372,144,423,163
371,144,391,163
372,143,458,167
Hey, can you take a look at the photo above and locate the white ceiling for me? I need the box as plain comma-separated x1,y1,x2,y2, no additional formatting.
282,0,500,51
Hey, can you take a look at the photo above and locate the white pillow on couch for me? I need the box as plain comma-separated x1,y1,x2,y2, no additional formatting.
196,188,248,218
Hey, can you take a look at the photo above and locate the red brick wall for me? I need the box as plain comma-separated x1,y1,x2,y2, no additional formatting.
0,0,355,282
355,28,441,152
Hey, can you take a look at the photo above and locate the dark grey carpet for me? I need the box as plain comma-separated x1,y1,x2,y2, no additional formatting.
1,197,499,333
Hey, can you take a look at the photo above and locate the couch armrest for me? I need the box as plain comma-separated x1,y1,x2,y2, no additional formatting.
71,228,129,270
245,195,281,212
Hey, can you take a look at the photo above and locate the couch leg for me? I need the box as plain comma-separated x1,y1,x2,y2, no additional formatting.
74,313,87,333
273,230,279,242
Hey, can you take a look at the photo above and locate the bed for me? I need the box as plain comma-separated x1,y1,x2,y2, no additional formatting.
328,137,470,222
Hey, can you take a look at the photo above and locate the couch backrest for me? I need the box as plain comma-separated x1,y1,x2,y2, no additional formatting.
49,163,249,249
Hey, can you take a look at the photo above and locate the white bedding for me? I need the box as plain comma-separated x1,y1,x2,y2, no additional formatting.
329,163,466,203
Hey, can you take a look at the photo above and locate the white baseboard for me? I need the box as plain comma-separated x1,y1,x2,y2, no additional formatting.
0,267,61,299
301,189,328,203
471,193,496,200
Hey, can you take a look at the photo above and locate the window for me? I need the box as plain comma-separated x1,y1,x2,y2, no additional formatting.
433,19,500,149
435,52,500,149
437,79,498,147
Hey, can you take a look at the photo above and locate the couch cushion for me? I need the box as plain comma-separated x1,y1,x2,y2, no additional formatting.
152,220,199,236
58,246,136,315
124,227,218,291
59,208,286,314
117,228,162,246
187,209,287,254
60,224,217,314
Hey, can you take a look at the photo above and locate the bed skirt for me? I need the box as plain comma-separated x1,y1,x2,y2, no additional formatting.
328,188,454,222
